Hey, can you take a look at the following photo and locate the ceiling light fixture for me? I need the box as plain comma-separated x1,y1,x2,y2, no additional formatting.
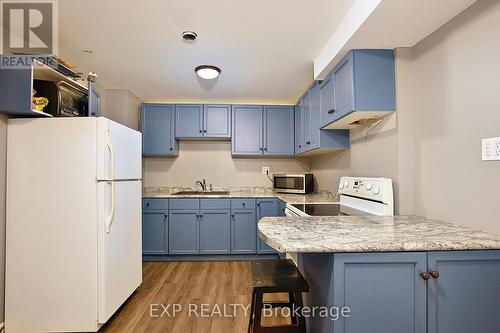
195,65,221,80
182,31,197,41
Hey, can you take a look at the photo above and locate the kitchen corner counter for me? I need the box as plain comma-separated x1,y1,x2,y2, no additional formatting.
258,215,500,253
143,190,336,204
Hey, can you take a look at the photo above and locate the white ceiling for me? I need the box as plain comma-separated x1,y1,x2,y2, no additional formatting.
314,0,478,79
58,0,356,104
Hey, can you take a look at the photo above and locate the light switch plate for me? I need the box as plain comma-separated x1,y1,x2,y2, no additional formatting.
261,166,270,174
482,137,500,161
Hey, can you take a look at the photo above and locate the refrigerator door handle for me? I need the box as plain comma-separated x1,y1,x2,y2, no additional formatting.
105,121,116,233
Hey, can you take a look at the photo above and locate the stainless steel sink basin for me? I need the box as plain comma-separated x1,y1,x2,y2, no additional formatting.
172,190,230,196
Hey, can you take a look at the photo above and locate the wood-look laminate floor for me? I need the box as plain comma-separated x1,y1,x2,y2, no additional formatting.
101,261,289,333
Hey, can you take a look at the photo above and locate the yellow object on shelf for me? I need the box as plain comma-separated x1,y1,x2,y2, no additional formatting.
32,97,49,111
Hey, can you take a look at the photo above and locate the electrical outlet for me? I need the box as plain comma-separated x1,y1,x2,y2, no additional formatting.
482,137,500,161
261,166,270,174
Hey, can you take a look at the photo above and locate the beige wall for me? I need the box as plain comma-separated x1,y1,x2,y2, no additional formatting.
412,0,500,233
102,89,141,130
0,114,7,321
144,141,310,188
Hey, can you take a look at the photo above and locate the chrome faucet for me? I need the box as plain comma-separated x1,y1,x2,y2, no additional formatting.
195,179,207,192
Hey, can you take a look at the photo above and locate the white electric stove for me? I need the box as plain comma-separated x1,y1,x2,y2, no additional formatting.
285,176,394,217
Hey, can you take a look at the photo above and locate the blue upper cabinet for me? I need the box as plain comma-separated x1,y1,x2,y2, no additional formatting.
175,104,231,139
232,105,294,157
263,106,294,156
141,103,178,156
319,73,336,127
204,104,231,138
294,102,303,154
295,83,350,156
175,104,203,138
232,105,264,156
323,49,396,129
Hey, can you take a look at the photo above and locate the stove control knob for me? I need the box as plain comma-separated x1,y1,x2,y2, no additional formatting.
373,186,380,195
366,183,373,191
344,181,349,188
339,183,344,189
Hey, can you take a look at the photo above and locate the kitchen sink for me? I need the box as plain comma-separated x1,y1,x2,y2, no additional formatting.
172,190,230,195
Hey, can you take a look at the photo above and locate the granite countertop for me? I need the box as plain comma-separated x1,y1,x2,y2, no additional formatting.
143,188,336,204
258,215,500,253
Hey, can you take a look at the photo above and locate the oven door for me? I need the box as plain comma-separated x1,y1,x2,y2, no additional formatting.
273,175,305,194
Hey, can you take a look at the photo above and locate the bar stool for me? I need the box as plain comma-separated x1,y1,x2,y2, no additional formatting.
248,259,309,333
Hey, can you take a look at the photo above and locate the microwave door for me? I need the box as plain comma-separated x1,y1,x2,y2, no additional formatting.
274,176,305,193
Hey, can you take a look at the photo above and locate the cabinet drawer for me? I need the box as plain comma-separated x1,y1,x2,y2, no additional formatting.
142,198,168,210
231,198,256,210
169,198,200,210
200,198,230,210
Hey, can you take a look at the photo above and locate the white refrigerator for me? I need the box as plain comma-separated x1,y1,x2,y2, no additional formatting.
5,117,142,332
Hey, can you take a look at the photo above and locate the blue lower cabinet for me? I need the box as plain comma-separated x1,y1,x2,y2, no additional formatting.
427,250,500,333
199,210,231,254
142,212,168,255
333,252,427,333
168,210,200,255
231,210,256,254
256,199,278,254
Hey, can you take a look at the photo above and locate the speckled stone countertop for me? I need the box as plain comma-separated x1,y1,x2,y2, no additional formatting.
143,187,336,204
258,215,500,253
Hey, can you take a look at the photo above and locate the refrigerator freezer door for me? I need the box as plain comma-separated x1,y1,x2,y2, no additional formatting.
97,180,142,323
97,117,142,181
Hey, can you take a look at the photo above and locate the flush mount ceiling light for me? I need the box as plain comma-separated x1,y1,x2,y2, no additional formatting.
182,31,197,41
195,65,221,80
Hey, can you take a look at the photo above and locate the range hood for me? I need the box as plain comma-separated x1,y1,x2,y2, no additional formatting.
322,110,393,129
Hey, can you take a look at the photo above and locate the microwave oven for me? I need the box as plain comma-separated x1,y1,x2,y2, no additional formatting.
33,79,89,117
273,174,314,194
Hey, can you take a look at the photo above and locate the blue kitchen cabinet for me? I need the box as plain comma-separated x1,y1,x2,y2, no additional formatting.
88,82,101,117
168,210,199,254
176,104,231,139
277,200,286,216
333,252,427,333
204,104,231,138
141,103,178,156
294,102,303,154
231,209,257,254
295,83,350,155
175,104,203,138
200,210,231,254
298,83,321,151
324,49,396,129
263,106,294,156
427,251,500,333
256,199,279,254
231,105,263,155
142,212,168,254
332,53,355,120
319,73,336,127
232,105,294,156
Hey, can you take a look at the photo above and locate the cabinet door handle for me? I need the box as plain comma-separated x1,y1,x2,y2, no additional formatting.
264,148,267,151
306,141,311,145
203,129,207,133
327,108,336,114
146,203,150,207
170,147,173,151
199,129,202,133
298,145,302,148
420,272,430,281
430,271,440,279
